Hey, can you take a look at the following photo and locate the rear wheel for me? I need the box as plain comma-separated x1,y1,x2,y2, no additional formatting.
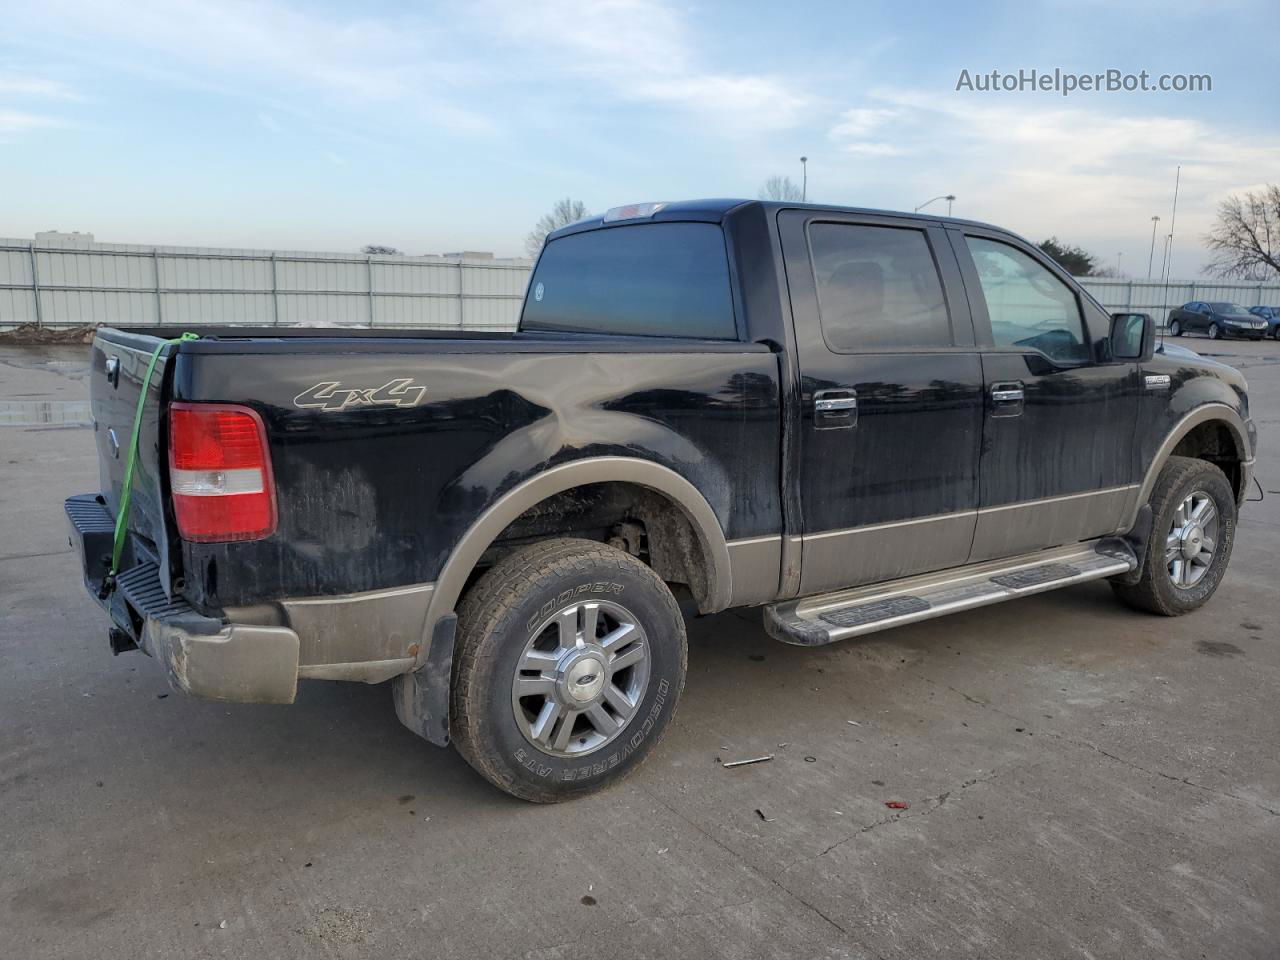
1169,319,1182,337
451,538,687,802
1112,456,1236,616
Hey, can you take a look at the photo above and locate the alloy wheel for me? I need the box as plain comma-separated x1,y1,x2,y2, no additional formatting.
510,599,650,757
1165,489,1218,589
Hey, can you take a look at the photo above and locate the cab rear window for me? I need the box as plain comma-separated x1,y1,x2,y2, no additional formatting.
520,222,737,339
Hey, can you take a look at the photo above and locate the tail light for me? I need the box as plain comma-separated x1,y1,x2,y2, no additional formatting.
168,402,276,542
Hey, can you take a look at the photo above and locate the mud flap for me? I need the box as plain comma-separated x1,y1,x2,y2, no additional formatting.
1111,504,1154,587
392,613,457,747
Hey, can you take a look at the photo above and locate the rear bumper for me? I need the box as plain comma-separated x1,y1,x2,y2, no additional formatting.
65,493,301,704
142,618,300,704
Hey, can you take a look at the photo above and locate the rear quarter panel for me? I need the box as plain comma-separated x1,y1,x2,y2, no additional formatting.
171,340,781,611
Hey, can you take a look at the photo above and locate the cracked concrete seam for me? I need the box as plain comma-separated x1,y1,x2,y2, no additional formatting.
522,894,761,956
921,676,1280,818
638,783,862,942
778,768,1006,874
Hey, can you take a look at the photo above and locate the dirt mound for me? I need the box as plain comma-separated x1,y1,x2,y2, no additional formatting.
0,323,99,345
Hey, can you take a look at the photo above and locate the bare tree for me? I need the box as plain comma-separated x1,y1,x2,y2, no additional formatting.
1204,186,1280,280
525,198,590,258
758,175,804,201
361,244,402,255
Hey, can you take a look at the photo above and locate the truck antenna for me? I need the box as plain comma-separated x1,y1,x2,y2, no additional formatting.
1158,165,1181,351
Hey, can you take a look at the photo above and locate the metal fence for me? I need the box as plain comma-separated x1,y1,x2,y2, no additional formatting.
0,237,533,331
5,234,1278,333
1078,278,1280,325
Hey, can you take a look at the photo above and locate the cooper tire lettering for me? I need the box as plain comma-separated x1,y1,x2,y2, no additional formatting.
525,581,626,632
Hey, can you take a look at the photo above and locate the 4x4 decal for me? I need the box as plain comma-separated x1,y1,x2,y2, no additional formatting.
294,378,426,411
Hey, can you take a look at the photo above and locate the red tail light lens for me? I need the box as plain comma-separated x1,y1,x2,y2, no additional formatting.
168,402,276,542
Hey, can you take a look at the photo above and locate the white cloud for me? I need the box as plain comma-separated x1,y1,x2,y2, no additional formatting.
0,110,66,136
823,87,1280,273
10,0,496,136
0,74,80,100
837,141,906,157
8,0,808,145
829,107,898,140
477,0,812,133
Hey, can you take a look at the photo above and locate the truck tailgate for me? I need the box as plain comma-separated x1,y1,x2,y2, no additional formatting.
89,328,179,588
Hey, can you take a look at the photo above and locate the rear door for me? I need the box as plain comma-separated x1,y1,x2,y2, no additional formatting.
950,229,1141,561
778,210,983,595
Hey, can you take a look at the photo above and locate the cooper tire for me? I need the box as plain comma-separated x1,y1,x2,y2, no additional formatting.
451,538,686,802
1112,456,1236,616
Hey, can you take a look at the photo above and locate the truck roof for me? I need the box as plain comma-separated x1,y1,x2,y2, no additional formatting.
548,198,1005,241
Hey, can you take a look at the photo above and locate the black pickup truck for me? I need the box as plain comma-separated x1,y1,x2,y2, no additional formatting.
68,199,1257,801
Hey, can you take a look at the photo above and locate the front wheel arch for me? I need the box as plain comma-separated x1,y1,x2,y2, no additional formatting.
1126,405,1250,530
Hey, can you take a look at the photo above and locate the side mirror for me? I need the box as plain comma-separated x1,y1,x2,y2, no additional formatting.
1110,312,1154,362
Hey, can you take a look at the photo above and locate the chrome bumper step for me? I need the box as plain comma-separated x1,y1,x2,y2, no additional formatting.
764,538,1137,646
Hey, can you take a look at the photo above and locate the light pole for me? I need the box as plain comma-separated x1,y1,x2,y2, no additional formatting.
1116,252,1123,276
915,194,956,214
1146,215,1161,279
800,157,808,202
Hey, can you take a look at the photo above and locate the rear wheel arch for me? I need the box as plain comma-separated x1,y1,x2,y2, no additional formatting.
417,458,732,669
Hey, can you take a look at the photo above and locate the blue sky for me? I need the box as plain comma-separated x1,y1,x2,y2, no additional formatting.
2,0,1277,275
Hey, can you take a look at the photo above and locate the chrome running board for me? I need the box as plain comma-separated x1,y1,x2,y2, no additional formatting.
764,538,1138,646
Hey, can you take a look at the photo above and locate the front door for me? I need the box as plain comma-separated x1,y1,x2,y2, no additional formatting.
950,228,1142,561
778,211,984,596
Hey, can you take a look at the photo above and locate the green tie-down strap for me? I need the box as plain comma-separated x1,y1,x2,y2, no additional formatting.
102,332,199,597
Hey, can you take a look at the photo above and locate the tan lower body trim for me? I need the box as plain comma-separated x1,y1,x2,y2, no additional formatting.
282,583,434,666
800,511,977,596
298,658,417,684
726,535,783,606
969,485,1137,562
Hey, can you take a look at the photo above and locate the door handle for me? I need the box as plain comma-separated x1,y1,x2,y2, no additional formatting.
814,389,857,429
990,381,1024,417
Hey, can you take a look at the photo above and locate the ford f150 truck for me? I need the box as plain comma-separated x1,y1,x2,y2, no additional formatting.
67,199,1257,801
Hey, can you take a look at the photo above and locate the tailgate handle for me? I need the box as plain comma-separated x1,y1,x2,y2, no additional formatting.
105,355,121,388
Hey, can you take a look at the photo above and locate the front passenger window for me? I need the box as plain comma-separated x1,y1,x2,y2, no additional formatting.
965,236,1089,363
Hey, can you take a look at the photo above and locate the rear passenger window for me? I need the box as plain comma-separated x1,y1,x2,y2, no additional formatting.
809,223,952,351
520,222,736,339
965,236,1089,363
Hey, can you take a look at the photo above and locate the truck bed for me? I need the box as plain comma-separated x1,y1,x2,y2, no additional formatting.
88,325,782,632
